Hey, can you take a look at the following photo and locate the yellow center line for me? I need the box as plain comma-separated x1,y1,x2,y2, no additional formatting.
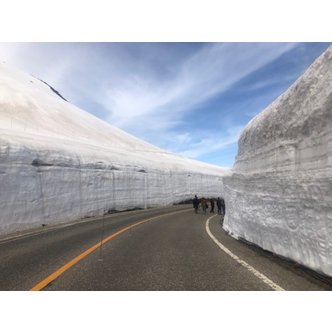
30,208,190,291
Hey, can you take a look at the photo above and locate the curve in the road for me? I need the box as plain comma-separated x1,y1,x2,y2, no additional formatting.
206,215,285,291
30,209,190,291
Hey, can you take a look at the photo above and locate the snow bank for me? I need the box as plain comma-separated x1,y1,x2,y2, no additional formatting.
223,46,332,276
0,63,227,235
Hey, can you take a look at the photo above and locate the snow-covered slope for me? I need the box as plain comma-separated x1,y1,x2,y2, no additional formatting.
223,46,332,276
0,63,227,235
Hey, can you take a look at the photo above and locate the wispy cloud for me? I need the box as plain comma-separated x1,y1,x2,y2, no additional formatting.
97,43,299,162
173,125,244,159
102,43,298,131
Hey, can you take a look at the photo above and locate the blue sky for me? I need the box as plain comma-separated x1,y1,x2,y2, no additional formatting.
0,42,330,167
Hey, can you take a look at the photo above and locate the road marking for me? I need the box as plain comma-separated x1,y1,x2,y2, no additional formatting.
206,215,285,291
30,209,190,291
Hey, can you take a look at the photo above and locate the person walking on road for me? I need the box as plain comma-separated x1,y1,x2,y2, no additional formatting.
217,197,222,215
193,195,200,213
201,197,207,214
210,199,215,213
220,197,225,216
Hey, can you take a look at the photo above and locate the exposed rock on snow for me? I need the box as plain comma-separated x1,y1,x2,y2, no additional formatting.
0,63,227,235
223,46,332,276
39,79,68,102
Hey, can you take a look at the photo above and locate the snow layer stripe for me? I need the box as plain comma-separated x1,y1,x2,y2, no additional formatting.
30,209,190,291
206,215,285,291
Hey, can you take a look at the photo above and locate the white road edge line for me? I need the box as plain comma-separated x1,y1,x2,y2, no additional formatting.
206,215,285,291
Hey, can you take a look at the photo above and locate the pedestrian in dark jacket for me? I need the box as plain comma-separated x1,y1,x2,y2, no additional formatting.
217,197,222,215
210,199,215,213
220,198,225,216
193,195,199,213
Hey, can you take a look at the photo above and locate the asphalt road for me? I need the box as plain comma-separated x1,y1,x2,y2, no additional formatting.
0,205,331,291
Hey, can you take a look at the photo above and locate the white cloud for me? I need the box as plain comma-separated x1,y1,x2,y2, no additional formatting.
98,43,299,162
102,43,299,131
175,125,244,159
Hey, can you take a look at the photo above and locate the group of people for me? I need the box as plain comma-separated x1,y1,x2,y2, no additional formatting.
192,195,225,215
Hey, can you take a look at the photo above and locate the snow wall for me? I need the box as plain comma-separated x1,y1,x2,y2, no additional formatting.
0,141,224,235
0,63,227,235
223,46,332,276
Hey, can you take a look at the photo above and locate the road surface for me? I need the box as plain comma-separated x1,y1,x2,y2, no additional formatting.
0,205,331,291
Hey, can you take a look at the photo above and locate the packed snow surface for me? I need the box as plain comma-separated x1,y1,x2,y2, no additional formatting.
0,63,228,235
223,46,332,276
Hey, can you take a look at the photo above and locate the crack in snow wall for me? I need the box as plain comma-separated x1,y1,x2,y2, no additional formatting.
223,46,332,276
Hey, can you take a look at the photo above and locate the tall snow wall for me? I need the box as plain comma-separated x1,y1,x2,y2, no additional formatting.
0,64,227,235
223,46,332,276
